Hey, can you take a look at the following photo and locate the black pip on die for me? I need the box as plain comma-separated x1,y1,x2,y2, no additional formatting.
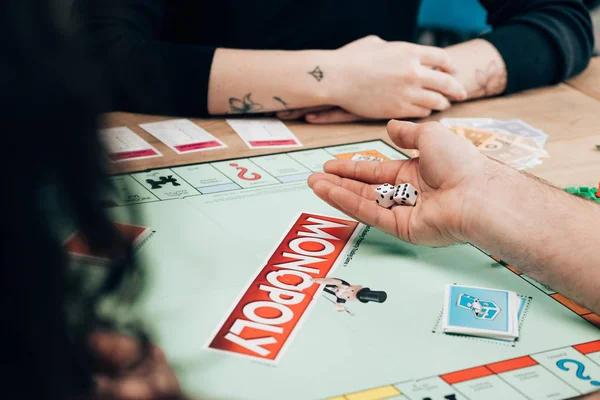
374,184,396,208
393,183,418,206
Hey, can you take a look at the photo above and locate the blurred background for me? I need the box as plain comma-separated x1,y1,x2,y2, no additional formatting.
58,1,600,52
417,0,600,52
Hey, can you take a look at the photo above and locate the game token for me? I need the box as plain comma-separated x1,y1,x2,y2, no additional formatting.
564,184,600,203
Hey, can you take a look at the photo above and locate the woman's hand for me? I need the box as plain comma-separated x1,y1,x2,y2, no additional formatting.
329,36,467,119
278,36,467,123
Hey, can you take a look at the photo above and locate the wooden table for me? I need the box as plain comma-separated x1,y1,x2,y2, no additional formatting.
567,57,600,102
105,67,600,188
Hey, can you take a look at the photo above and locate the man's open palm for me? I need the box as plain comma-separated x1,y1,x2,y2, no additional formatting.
308,120,491,246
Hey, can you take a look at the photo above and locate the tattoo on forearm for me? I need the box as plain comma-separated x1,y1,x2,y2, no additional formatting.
308,66,324,82
273,96,289,108
471,61,507,98
229,93,264,113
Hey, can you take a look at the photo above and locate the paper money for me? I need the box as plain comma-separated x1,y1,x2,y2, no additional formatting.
442,118,548,147
451,126,496,147
444,119,549,170
479,135,545,168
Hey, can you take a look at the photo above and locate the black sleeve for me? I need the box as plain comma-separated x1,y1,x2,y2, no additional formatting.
478,0,594,94
81,0,216,116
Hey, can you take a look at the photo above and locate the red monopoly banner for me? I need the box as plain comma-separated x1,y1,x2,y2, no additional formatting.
207,213,359,363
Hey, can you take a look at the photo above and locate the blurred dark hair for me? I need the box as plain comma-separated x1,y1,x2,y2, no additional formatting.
1,1,147,398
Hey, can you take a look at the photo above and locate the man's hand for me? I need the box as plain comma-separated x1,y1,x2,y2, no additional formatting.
89,331,183,400
583,390,600,400
308,120,491,246
310,120,600,315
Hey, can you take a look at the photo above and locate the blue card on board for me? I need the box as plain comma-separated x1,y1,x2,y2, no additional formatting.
443,284,519,340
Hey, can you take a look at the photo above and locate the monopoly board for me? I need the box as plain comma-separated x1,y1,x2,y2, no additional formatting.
73,140,600,400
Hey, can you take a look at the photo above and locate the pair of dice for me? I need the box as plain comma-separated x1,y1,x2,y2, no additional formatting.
374,183,418,208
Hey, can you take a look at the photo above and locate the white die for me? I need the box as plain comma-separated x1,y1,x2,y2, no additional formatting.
393,183,418,206
374,183,396,208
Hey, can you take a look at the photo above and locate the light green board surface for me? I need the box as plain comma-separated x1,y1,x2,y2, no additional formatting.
95,141,599,400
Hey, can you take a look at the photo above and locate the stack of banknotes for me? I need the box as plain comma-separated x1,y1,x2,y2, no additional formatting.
441,118,549,170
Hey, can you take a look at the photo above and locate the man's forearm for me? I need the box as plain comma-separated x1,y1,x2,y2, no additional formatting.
584,389,600,399
465,161,600,314
445,39,507,100
207,49,334,115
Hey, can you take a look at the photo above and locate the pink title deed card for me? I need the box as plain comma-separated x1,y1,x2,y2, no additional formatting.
100,127,162,162
139,119,227,154
226,118,303,149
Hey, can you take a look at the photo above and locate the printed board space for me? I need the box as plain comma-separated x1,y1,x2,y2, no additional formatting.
100,140,600,400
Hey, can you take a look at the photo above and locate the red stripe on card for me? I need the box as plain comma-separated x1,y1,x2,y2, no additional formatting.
174,141,221,151
249,139,298,146
574,340,600,355
109,149,157,161
441,366,493,384
486,356,537,374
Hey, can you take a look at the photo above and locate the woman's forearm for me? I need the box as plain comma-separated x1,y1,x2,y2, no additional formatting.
207,48,335,115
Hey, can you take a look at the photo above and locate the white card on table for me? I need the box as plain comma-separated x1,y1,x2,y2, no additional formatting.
139,119,226,154
100,127,162,163
226,118,302,149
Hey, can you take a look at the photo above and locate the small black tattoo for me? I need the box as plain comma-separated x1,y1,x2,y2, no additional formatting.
308,66,324,82
229,93,264,113
273,96,289,109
